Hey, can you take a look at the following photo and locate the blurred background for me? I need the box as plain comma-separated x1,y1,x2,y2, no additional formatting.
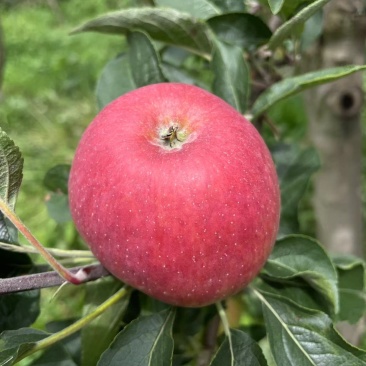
0,0,133,247
0,0,135,330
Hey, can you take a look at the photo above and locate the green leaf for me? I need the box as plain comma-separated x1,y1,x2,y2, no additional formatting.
44,165,72,223
30,344,78,366
210,329,268,366
301,9,323,50
279,0,319,19
45,192,72,224
252,65,366,118
161,46,191,67
0,130,39,332
31,319,81,366
0,128,23,210
256,291,366,366
96,54,135,110
263,235,339,316
155,0,221,19
271,143,320,235
97,308,176,366
0,245,33,278
72,8,212,58
333,255,366,324
127,31,167,87
0,328,48,366
268,0,285,14
211,39,249,114
207,13,272,49
0,291,40,332
208,0,246,13
256,279,328,314
81,278,129,366
162,63,202,85
0,128,23,244
267,0,332,49
43,164,70,195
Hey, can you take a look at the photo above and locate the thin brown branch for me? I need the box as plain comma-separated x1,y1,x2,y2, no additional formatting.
0,264,110,295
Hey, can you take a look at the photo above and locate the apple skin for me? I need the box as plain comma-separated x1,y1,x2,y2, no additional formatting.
69,83,280,307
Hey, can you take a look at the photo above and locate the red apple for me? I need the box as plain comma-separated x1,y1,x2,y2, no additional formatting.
69,83,280,307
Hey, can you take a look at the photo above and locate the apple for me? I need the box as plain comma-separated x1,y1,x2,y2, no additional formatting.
68,83,280,307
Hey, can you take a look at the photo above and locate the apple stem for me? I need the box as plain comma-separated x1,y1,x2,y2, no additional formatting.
0,197,86,285
216,301,234,361
14,286,131,363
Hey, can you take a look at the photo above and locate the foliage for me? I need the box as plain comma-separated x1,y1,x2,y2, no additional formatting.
1,1,366,365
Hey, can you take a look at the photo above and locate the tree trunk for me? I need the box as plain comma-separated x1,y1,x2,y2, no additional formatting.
302,0,366,344
303,0,365,257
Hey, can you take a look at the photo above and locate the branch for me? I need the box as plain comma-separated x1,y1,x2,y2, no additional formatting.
0,264,110,294
0,241,94,258
0,197,90,284
15,286,131,364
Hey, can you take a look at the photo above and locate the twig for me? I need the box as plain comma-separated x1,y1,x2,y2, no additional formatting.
0,264,110,295
0,241,94,258
0,197,90,284
15,286,131,364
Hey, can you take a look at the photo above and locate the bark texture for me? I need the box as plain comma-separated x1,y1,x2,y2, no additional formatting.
302,0,366,344
303,0,365,257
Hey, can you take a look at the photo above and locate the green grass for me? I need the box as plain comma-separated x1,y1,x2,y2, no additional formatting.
0,0,131,334
1,0,130,246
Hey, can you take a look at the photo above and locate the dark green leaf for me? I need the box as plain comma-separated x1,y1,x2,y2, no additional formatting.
208,13,272,49
0,129,38,330
0,236,39,333
82,278,128,366
263,235,338,316
211,39,249,114
0,291,40,332
209,0,246,12
256,279,328,314
43,164,70,195
271,143,320,235
279,0,319,19
0,128,23,210
127,31,167,87
0,128,23,243
97,308,176,366
268,0,285,14
155,0,221,19
210,329,268,365
267,95,307,141
257,291,366,366
45,192,72,224
161,46,191,67
72,8,212,58
96,54,135,110
30,344,78,366
0,328,48,366
333,255,366,324
0,246,33,278
267,0,332,49
31,319,81,366
162,63,201,85
253,65,366,118
172,305,217,339
301,9,323,50
47,320,81,364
